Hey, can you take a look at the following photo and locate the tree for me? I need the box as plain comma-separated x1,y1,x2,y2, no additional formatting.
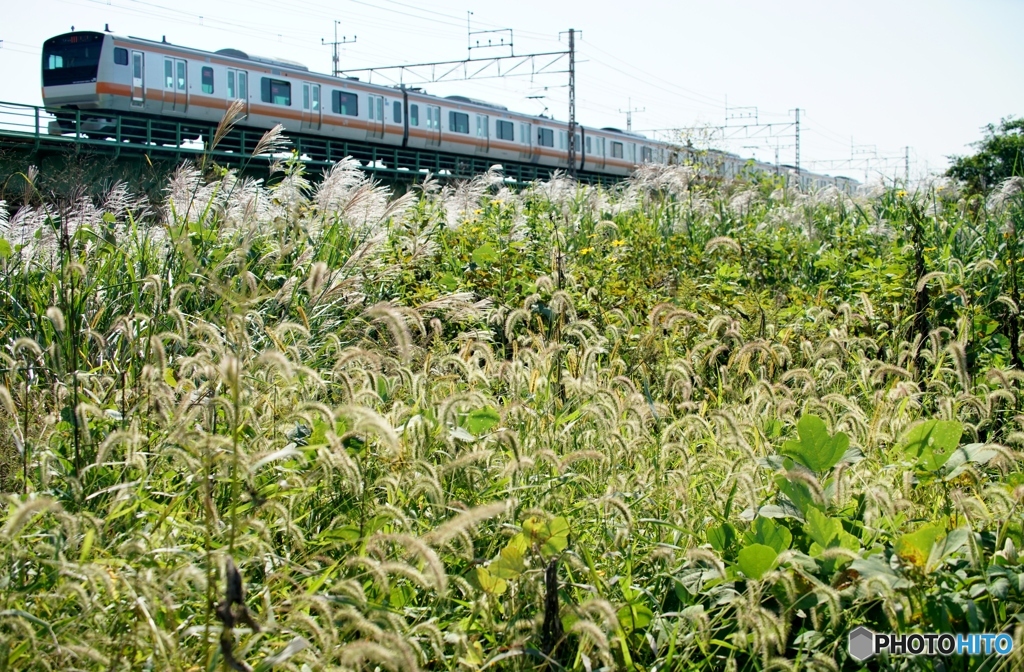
947,117,1024,194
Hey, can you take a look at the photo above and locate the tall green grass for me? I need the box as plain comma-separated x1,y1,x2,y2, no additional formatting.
0,154,1022,671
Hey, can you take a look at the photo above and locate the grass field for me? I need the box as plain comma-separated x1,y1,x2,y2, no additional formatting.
0,144,1022,671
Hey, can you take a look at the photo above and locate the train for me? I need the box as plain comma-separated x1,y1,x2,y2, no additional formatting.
40,29,858,191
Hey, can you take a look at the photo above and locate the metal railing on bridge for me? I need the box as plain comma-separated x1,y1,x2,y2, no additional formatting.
0,100,619,186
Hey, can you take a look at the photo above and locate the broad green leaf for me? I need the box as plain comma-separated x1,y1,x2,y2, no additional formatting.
737,543,778,580
804,507,841,549
465,406,500,435
708,522,738,553
616,603,654,633
163,367,178,388
473,566,507,595
900,420,962,472
942,442,1001,479
438,272,459,291
523,516,569,559
896,522,947,568
774,474,820,517
0,238,11,259
489,535,527,579
780,414,848,472
743,517,792,554
471,243,498,266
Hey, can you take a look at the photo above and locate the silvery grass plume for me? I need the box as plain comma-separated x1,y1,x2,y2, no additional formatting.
210,98,247,153
252,123,290,158
165,161,219,223
219,172,271,231
989,176,1024,213
269,160,311,216
4,202,62,265
728,187,759,215
441,166,506,228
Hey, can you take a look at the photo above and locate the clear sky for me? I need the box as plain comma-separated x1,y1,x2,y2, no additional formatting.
1,0,1021,182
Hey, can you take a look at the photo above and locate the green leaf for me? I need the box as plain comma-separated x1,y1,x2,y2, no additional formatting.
743,517,792,554
900,420,962,472
523,516,570,559
804,507,841,549
471,243,498,266
708,522,738,553
774,474,820,517
616,602,654,633
464,406,500,435
0,238,11,259
780,414,848,472
473,566,507,595
896,522,947,568
736,544,778,580
163,367,178,388
489,535,527,579
438,272,459,291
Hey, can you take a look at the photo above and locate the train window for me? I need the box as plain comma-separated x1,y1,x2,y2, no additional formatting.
520,122,531,145
302,83,309,110
114,48,128,66
611,141,623,158
202,67,214,95
227,71,235,98
261,78,291,106
585,136,591,154
496,120,514,141
410,104,419,126
449,111,469,134
538,128,554,147
238,72,247,100
641,146,652,162
176,60,186,91
574,133,581,150
628,143,636,163
332,91,358,116
312,84,320,112
164,59,173,89
558,131,566,150
393,101,402,124
475,114,488,138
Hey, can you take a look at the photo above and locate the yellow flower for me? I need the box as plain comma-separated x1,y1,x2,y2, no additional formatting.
474,208,483,215
579,247,594,256
897,190,907,199
611,239,626,247
489,199,503,206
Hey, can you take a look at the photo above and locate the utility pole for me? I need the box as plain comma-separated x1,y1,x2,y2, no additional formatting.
789,108,801,177
567,28,576,177
904,145,910,184
619,97,645,132
322,21,356,77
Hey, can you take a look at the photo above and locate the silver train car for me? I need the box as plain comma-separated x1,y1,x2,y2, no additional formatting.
40,30,856,190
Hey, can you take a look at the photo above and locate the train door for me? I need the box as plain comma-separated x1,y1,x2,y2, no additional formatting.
519,122,533,162
301,82,321,132
228,69,249,117
425,104,440,147
475,114,489,154
366,94,384,140
163,57,187,113
130,51,145,108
